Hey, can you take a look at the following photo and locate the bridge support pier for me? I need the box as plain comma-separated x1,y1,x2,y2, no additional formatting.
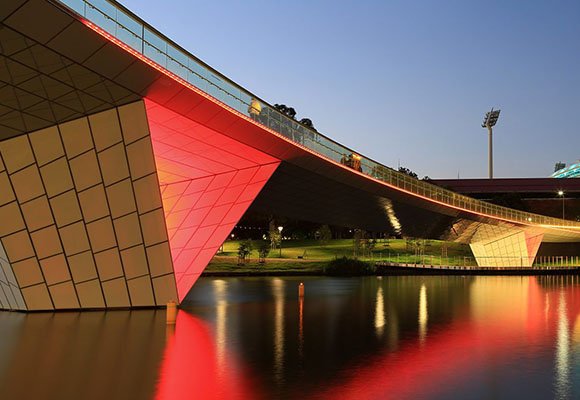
0,100,280,311
469,228,543,268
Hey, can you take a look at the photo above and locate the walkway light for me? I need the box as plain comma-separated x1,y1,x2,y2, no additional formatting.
481,108,501,179
558,190,565,219
278,226,283,257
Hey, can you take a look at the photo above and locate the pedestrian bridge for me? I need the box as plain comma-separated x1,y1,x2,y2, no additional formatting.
1,0,579,310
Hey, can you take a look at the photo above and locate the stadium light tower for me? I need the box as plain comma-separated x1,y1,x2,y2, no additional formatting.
481,108,501,179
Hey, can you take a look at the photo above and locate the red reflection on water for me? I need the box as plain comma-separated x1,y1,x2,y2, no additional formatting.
155,312,261,400
314,278,580,400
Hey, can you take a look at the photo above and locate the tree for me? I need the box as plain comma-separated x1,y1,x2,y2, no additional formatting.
237,240,253,265
267,219,282,251
405,237,414,252
366,238,377,258
412,239,425,262
353,229,368,258
299,118,317,132
268,229,281,251
398,166,418,179
318,224,332,245
258,242,270,264
274,103,297,119
274,103,317,131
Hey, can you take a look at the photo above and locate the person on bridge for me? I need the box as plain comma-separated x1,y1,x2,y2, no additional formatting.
248,97,262,121
351,153,362,172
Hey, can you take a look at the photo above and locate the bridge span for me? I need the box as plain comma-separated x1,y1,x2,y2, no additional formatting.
1,0,579,310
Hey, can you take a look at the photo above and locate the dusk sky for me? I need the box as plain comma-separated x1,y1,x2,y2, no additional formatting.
122,0,580,179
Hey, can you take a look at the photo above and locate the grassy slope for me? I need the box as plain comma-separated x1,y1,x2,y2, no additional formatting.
205,239,473,273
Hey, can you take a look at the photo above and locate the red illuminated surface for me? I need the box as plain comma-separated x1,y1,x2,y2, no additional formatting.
146,100,280,301
155,312,261,400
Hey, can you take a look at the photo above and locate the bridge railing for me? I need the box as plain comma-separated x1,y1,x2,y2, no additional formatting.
55,0,580,230
375,255,580,269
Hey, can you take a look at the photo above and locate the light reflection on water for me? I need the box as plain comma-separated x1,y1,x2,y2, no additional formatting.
418,283,428,343
1,276,580,399
374,284,385,336
556,290,570,399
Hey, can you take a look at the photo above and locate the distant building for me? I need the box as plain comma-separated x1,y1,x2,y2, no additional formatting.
552,162,580,178
554,162,566,173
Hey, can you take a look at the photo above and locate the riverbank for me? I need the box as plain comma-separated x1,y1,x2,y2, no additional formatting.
202,256,326,276
377,264,580,276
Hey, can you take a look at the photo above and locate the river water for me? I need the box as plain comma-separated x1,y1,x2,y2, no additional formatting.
1,275,580,399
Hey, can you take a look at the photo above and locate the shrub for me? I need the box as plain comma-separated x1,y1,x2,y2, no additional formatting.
237,240,253,265
324,257,376,276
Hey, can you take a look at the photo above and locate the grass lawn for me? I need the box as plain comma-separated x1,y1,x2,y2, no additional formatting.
205,238,474,274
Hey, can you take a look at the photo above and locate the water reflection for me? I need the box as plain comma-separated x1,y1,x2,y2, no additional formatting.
418,283,428,343
212,279,228,373
555,290,570,399
155,311,260,400
374,283,385,336
271,278,285,384
0,311,167,400
2,276,580,399
298,293,304,359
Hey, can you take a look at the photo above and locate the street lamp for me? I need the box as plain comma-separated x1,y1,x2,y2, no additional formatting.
481,108,501,179
278,226,283,257
558,190,565,219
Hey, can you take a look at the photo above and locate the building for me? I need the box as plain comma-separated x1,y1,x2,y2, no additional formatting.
552,162,580,178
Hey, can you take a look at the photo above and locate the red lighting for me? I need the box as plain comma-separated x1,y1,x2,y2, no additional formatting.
312,279,567,400
146,100,280,300
155,312,261,400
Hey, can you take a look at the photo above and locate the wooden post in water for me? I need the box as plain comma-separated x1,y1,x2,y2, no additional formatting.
166,300,177,325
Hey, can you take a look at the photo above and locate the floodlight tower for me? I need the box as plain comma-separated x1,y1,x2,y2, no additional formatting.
481,108,501,179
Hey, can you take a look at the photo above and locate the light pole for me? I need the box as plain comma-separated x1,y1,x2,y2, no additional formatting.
558,190,565,219
278,226,283,257
481,108,501,179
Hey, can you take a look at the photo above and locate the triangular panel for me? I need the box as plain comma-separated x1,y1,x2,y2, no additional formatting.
146,99,280,300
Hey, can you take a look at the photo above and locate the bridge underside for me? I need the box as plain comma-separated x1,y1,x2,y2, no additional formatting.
1,0,579,311
0,100,280,310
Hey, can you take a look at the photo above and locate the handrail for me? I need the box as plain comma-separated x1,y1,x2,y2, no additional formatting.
54,0,580,230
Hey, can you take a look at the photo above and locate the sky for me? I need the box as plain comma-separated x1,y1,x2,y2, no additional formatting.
121,0,580,179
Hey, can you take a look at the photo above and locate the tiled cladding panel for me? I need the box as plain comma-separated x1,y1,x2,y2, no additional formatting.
0,240,26,311
146,100,280,300
0,100,177,310
469,225,544,268
0,21,140,141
